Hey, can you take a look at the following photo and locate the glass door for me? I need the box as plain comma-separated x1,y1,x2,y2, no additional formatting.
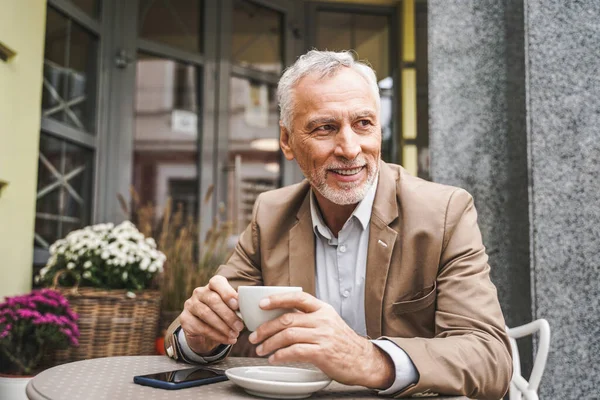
226,0,284,233
132,0,204,224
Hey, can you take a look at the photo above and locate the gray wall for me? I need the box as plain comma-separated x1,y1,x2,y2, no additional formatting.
429,0,600,398
525,1,600,398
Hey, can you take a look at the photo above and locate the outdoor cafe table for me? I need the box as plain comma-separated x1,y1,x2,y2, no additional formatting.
26,356,471,400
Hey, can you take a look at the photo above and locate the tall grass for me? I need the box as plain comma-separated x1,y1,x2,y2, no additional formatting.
119,186,233,311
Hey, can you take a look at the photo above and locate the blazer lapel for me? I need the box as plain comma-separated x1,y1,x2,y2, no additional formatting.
365,163,400,339
288,193,316,296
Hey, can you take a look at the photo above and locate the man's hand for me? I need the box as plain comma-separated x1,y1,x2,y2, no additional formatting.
179,276,245,355
248,292,395,389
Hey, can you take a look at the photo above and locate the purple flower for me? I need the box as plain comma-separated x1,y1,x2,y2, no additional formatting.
0,323,12,339
16,309,42,320
0,289,79,374
66,309,79,321
31,294,60,308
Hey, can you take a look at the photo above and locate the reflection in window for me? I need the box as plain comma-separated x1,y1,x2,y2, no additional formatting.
317,12,389,79
232,0,282,73
132,54,201,222
228,77,280,232
138,0,203,54
35,133,94,248
42,7,98,133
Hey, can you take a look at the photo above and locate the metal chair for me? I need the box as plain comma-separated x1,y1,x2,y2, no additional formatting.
507,319,551,400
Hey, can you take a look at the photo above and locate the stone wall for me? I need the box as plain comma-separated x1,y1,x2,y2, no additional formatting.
428,0,600,397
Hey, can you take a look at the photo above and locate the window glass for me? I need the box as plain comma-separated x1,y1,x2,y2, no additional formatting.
132,53,201,221
227,76,280,232
68,0,102,19
316,12,389,79
232,0,282,73
35,133,94,248
139,0,203,54
42,7,98,133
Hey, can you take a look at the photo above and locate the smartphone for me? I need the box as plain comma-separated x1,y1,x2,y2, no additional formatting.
133,366,228,390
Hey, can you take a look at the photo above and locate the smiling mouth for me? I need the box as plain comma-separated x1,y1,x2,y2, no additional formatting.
329,166,364,176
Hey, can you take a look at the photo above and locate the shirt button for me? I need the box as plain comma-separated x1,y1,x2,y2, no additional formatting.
342,290,350,298
339,244,347,253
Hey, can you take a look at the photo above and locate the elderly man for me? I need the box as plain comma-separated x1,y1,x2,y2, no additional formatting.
164,50,513,399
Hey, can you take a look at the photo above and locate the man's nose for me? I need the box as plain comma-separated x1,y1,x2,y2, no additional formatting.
334,125,361,160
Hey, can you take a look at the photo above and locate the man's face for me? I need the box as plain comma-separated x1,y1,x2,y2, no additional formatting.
280,68,381,206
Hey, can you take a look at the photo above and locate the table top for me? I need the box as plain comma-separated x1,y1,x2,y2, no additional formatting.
26,356,469,400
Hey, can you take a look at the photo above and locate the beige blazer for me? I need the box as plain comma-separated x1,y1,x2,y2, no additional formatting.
165,162,512,399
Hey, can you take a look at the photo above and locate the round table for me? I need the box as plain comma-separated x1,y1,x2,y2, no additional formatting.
26,356,469,399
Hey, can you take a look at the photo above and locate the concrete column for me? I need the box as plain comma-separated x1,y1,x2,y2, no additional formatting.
524,1,600,397
428,0,532,359
429,0,600,397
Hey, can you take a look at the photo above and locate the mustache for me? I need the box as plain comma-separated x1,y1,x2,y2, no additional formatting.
325,159,367,170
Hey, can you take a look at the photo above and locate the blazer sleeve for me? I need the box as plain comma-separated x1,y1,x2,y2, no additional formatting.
384,189,513,399
164,195,265,362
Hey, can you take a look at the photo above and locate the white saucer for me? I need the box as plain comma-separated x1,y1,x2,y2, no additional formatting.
225,366,332,399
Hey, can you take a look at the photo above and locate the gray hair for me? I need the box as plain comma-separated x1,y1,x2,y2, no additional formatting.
277,50,381,131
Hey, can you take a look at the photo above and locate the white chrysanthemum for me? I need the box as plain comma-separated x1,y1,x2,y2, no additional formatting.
83,260,92,269
122,271,128,281
46,255,57,267
101,251,110,260
83,271,92,279
140,258,150,270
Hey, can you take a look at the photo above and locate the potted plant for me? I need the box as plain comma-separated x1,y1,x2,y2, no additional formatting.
0,289,79,399
34,221,166,363
36,221,166,291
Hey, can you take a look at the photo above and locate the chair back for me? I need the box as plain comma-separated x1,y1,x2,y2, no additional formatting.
506,319,551,400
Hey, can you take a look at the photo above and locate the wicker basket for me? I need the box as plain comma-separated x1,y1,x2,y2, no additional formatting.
51,288,161,365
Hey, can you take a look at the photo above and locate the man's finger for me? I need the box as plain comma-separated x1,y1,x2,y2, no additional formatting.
249,311,315,344
180,309,235,345
260,291,322,313
208,275,239,310
191,301,239,341
200,288,244,333
268,343,320,365
256,327,316,356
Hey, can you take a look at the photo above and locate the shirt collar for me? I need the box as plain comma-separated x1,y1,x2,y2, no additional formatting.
309,174,379,238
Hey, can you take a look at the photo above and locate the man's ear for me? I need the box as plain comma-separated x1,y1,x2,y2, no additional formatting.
279,123,295,161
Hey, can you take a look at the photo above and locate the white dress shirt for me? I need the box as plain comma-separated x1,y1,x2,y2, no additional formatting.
310,177,418,395
180,176,418,394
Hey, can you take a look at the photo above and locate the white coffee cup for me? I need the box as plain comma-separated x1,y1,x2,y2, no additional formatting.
237,286,302,332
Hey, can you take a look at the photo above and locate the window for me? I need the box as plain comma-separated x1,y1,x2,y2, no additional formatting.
34,3,101,260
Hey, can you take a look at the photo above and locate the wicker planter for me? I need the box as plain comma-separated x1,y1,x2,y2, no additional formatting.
50,288,160,365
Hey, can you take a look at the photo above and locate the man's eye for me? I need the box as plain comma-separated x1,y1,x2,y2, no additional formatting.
315,124,334,132
357,120,372,127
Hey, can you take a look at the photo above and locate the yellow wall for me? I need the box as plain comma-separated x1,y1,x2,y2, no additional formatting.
0,1,47,297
